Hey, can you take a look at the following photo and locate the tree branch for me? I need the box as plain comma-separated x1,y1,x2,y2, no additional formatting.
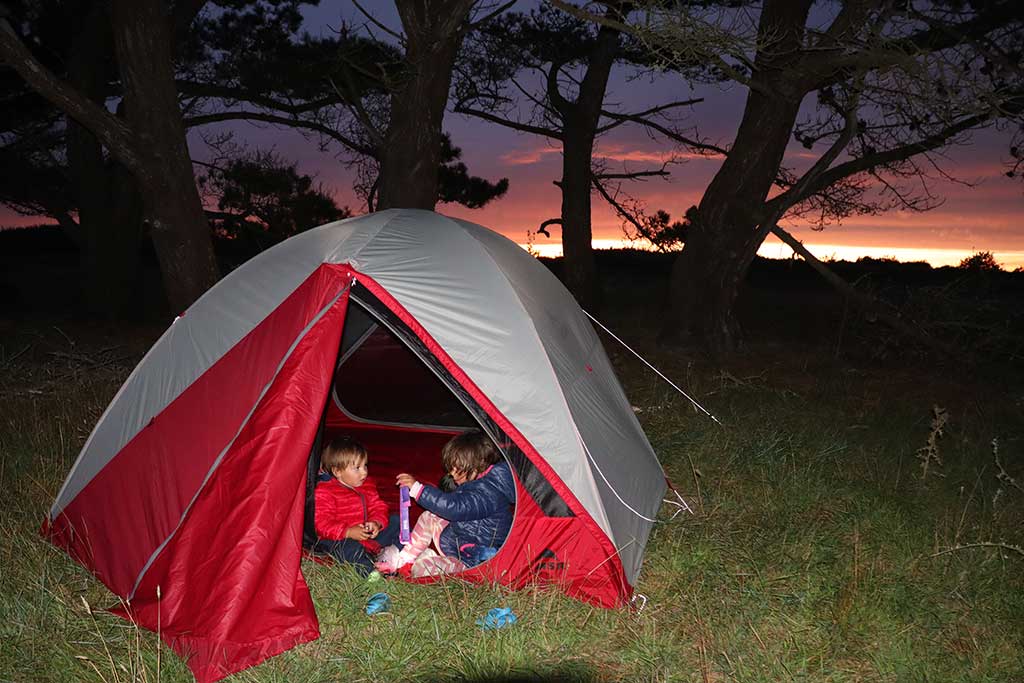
468,0,517,30
510,72,554,112
763,83,864,222
814,0,878,48
546,58,573,116
770,222,955,357
764,105,1013,217
327,75,384,149
351,0,405,43
175,80,344,114
598,109,728,156
0,18,140,171
593,168,669,180
596,97,704,134
183,110,376,156
548,0,758,90
452,105,563,139
591,174,647,237
743,76,866,268
803,2,1023,89
536,217,561,237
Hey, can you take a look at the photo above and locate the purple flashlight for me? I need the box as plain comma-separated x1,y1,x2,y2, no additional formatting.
399,485,411,544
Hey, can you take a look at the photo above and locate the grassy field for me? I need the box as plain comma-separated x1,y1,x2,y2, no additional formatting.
1,303,1022,682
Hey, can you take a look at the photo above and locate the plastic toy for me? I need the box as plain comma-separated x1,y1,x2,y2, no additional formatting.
398,485,411,544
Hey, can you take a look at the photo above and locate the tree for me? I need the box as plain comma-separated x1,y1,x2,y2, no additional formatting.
1,1,508,315
437,135,509,208
957,251,1002,272
563,0,1024,352
455,2,710,308
319,0,513,211
2,0,144,316
0,0,219,314
181,1,511,211
200,150,351,268
375,0,474,209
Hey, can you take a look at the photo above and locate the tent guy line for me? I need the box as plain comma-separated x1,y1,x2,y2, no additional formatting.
582,310,724,427
577,428,693,522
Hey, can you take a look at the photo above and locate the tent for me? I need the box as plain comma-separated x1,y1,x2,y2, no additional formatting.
44,209,668,682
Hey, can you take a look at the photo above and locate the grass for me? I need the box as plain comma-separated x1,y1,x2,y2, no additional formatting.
1,313,1022,682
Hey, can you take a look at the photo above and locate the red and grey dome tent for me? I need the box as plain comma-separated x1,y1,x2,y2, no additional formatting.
44,209,668,682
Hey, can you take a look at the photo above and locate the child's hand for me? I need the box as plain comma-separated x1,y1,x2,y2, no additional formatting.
345,524,371,541
364,521,382,538
395,473,417,488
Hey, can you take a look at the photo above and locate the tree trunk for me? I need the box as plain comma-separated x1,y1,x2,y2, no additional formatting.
557,14,621,310
376,0,475,210
67,5,142,319
663,0,813,352
109,0,218,313
561,130,599,310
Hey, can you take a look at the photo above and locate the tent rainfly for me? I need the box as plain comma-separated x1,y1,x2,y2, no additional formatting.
44,209,668,682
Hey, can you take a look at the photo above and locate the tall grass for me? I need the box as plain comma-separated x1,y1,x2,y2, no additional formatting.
1,319,1021,682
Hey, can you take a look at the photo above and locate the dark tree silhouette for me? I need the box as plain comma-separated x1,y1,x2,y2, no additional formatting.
323,0,513,211
1,1,507,315
561,0,1024,352
0,0,220,314
437,135,510,208
957,251,1002,272
153,0,512,210
454,2,711,309
376,0,477,209
200,151,350,259
2,1,162,316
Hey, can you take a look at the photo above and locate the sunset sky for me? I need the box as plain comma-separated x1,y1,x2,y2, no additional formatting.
5,2,1022,269
241,61,1024,269
280,3,1024,269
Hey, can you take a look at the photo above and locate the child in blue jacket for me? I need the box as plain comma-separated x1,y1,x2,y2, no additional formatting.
376,429,515,577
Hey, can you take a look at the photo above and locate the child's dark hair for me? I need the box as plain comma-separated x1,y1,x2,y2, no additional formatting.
321,435,367,473
441,429,500,476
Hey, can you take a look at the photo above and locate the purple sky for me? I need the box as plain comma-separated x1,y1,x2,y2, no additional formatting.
5,1,1022,268
238,1,1024,266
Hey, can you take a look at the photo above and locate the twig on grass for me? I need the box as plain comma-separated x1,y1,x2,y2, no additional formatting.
53,326,75,347
916,405,948,481
48,349,128,370
955,467,986,546
683,450,704,515
692,594,711,683
930,542,1024,558
1,343,31,367
994,438,1023,497
748,621,767,652
79,596,121,683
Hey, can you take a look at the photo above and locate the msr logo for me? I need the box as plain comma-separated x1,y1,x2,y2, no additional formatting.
533,548,566,572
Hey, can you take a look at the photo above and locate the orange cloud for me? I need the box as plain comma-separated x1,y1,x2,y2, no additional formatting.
499,145,562,165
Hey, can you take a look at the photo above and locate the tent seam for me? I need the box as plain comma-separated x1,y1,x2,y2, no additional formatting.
127,277,351,600
53,213,382,517
446,216,618,548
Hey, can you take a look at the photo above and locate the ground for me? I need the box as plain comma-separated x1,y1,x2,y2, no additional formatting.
1,254,1022,681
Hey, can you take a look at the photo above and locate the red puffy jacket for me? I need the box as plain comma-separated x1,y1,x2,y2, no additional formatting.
314,475,390,552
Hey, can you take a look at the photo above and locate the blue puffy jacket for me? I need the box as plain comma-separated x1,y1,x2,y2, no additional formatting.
415,460,516,566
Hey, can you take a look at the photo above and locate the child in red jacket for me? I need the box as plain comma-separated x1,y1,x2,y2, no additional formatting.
314,435,398,576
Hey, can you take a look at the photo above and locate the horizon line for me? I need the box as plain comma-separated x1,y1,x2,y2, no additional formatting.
523,238,1024,270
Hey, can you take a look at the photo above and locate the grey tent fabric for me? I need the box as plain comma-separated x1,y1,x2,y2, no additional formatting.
52,209,666,584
